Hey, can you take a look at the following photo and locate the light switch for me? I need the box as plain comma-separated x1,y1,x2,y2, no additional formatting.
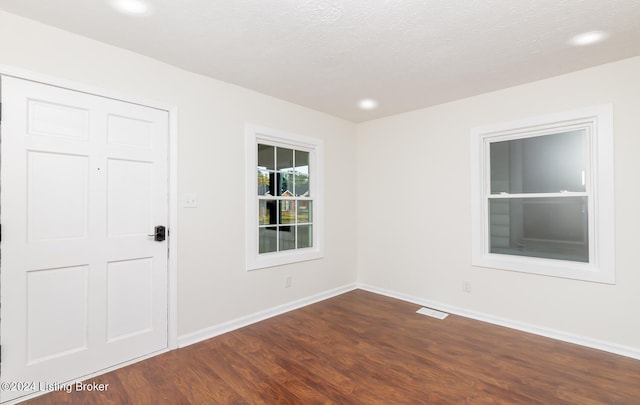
183,193,198,208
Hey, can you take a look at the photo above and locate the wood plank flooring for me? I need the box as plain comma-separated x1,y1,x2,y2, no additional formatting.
23,289,640,404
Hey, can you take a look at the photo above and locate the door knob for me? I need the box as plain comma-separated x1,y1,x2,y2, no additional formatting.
148,225,166,241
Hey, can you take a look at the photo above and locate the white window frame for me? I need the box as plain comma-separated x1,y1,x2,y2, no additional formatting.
245,124,324,270
470,105,615,283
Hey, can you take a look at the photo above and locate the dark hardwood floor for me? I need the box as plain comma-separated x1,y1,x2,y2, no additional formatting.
23,289,640,404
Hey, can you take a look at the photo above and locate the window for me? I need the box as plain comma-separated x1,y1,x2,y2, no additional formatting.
246,124,324,270
470,105,615,283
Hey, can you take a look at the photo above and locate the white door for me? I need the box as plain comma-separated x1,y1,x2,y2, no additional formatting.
0,76,169,403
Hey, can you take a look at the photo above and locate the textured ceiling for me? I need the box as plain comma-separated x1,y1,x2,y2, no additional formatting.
1,0,639,122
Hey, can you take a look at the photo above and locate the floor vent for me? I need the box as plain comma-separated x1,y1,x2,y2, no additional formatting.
416,307,449,320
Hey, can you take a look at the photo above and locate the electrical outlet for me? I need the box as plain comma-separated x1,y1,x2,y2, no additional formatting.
285,276,292,288
463,280,472,293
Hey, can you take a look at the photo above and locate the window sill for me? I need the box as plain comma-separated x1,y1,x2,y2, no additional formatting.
246,248,324,271
472,253,615,284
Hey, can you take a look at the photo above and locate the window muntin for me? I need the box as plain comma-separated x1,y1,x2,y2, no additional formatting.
470,105,615,284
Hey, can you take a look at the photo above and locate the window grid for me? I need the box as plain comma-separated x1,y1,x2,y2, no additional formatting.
257,143,313,254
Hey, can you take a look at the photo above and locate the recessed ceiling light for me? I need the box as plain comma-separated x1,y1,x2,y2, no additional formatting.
569,31,608,46
110,0,152,16
358,98,378,110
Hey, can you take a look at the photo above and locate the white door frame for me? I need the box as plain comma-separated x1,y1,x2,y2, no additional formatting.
0,64,179,353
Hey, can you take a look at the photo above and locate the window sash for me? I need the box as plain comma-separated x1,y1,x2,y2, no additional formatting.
487,196,590,263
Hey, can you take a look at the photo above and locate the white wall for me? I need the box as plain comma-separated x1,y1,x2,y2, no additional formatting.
0,11,358,339
2,9,639,358
356,56,640,353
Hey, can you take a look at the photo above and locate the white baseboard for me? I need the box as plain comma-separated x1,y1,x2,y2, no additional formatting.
178,283,358,348
358,283,640,361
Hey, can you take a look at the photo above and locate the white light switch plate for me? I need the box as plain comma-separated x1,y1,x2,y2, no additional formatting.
183,193,198,208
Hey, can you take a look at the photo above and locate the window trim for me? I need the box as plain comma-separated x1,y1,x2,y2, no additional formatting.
470,105,615,283
245,124,324,270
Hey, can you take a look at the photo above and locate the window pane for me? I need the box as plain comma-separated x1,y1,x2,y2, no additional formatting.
297,201,312,223
295,172,310,197
279,200,296,224
277,147,294,170
257,170,273,196
279,226,295,251
259,227,277,253
297,225,312,249
259,200,277,225
490,130,587,194
278,171,294,196
258,144,274,170
489,197,588,262
295,151,310,197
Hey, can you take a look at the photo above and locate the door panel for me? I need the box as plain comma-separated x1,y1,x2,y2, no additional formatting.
107,159,154,236
0,76,169,403
27,151,89,241
106,258,154,341
107,114,153,148
27,265,89,363
28,99,89,140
